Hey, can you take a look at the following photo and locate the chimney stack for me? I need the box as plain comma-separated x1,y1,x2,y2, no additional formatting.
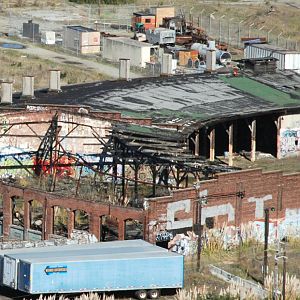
206,49,216,72
161,53,173,76
22,75,35,98
49,69,61,92
1,81,13,104
119,58,130,81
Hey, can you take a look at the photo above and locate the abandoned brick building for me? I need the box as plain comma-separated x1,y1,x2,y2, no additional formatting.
0,71,300,245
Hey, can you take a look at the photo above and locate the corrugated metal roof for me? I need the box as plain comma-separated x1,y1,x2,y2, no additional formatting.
246,43,300,54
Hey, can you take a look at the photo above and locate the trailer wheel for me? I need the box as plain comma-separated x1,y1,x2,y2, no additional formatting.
135,290,147,300
148,289,160,299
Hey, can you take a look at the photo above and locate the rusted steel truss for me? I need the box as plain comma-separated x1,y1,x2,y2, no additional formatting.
0,115,239,203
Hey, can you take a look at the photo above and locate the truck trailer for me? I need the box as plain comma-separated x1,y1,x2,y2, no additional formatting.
0,240,158,286
2,240,184,299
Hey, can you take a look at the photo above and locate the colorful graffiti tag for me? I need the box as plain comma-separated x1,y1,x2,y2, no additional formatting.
280,128,300,157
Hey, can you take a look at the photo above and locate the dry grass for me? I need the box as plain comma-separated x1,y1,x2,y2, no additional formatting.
39,293,114,300
0,49,108,91
0,0,63,8
265,272,300,300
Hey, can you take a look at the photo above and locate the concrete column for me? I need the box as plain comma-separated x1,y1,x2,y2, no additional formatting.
89,214,100,241
67,210,75,238
118,219,125,240
195,131,200,156
206,49,216,72
228,123,234,166
22,75,35,98
3,192,12,238
49,69,61,92
276,117,282,159
209,128,215,161
119,58,130,81
1,81,13,104
249,119,256,162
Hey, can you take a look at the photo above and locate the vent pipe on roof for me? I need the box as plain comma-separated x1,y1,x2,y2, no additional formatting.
119,58,130,81
161,53,173,76
0,81,13,104
206,49,216,72
22,75,35,99
49,69,61,92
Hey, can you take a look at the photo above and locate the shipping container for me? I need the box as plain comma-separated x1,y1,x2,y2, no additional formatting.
244,43,300,71
2,240,165,290
3,241,183,299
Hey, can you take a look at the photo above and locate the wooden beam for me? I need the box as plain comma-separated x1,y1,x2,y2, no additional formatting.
275,117,282,159
228,123,233,166
195,131,200,157
209,128,215,162
250,119,256,162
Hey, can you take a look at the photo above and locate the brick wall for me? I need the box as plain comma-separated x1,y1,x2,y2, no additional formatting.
145,169,300,242
0,182,144,241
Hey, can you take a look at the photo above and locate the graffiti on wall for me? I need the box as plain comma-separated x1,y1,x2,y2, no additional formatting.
169,231,198,256
248,195,272,218
151,191,300,246
280,128,300,157
166,199,193,230
0,146,32,178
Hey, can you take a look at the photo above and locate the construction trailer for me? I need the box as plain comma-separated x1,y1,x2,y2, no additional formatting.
244,43,300,73
64,25,100,54
131,12,156,32
102,37,159,68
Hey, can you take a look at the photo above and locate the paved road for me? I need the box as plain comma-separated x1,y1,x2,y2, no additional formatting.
0,37,143,79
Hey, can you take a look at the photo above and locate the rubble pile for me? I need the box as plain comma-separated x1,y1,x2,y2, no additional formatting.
0,229,98,250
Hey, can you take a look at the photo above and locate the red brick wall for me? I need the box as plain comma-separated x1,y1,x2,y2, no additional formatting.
145,169,300,242
0,182,144,241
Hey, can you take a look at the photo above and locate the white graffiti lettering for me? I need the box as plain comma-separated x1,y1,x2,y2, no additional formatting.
248,195,272,219
166,199,193,230
201,203,235,225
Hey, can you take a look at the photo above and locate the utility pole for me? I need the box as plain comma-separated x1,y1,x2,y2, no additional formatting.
282,242,287,300
194,183,207,272
273,246,280,300
263,208,270,285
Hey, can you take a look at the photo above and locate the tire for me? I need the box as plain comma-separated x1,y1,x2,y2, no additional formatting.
148,289,161,299
135,290,147,300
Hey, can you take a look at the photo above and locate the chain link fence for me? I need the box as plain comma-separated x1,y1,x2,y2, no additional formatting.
190,13,299,51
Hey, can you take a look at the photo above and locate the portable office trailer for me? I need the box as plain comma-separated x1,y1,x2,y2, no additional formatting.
2,240,166,290
244,43,300,72
64,26,100,54
17,251,183,297
102,37,158,68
